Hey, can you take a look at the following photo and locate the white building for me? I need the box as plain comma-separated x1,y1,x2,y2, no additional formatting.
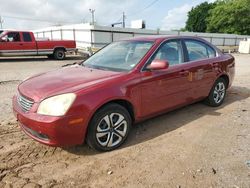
33,23,250,53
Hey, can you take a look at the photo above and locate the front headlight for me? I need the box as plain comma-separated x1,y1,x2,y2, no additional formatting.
37,93,76,116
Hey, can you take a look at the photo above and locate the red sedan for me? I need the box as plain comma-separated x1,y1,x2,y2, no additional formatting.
13,36,235,151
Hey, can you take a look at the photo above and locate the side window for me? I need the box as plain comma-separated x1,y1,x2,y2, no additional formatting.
23,32,32,42
207,45,216,58
152,40,183,66
185,40,216,61
7,32,21,42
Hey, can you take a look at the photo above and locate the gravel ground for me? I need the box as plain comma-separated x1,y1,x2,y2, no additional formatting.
0,54,249,188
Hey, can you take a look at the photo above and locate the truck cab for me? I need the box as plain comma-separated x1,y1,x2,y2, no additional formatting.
0,31,37,56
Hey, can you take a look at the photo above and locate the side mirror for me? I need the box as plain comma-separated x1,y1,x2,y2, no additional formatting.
147,59,169,70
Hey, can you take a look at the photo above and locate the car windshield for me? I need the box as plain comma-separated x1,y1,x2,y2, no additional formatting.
83,41,154,72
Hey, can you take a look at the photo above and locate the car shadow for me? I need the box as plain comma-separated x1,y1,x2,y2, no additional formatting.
0,56,84,63
64,85,250,155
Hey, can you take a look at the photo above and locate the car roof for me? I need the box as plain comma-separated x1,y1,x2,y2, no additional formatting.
121,35,221,54
124,35,205,42
1,30,32,33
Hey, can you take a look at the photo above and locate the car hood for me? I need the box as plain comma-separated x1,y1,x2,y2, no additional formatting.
18,65,124,102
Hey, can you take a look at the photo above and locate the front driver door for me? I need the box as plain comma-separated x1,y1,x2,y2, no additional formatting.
140,40,193,117
0,32,24,56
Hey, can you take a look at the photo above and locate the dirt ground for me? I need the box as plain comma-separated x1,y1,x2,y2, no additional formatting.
0,54,249,188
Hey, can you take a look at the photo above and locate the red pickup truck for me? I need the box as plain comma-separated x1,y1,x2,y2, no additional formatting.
0,31,77,60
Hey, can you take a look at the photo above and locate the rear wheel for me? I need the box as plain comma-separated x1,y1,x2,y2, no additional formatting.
205,78,227,107
53,48,65,60
86,103,131,151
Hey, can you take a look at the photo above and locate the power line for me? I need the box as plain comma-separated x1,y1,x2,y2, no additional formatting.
127,0,160,17
110,12,126,28
2,0,161,28
113,16,123,24
109,0,160,27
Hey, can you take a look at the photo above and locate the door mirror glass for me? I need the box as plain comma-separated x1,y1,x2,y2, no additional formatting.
147,59,169,70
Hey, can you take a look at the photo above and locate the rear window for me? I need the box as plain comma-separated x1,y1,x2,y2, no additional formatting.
23,32,32,42
185,40,216,61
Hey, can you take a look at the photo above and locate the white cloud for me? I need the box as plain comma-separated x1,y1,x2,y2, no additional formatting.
161,4,192,31
0,0,217,30
161,0,217,31
0,0,137,30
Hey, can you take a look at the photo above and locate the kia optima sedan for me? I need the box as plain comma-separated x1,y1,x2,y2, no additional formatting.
13,36,235,151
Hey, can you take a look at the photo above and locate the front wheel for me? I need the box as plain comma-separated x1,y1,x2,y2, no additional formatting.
86,103,131,151
205,78,227,107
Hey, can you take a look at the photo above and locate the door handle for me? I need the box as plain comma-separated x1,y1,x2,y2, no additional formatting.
179,70,189,76
19,43,24,45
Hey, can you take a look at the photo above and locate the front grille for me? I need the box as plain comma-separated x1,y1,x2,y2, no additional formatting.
17,93,34,112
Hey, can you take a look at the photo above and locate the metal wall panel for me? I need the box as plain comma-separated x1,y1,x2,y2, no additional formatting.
33,25,250,49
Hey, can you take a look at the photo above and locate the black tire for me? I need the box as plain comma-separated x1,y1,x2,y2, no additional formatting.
86,103,131,151
47,54,54,59
53,48,65,60
205,78,227,107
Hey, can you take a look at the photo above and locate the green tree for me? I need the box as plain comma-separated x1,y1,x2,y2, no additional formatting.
206,0,250,35
185,2,215,32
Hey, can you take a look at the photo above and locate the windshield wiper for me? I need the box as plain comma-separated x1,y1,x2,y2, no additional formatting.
62,62,80,67
95,67,109,71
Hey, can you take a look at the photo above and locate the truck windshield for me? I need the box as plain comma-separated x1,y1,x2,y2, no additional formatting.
83,41,154,72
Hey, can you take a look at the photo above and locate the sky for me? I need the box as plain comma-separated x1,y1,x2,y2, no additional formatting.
0,0,215,31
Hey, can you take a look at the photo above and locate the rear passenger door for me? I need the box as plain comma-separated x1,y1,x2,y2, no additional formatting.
20,32,37,55
182,39,218,100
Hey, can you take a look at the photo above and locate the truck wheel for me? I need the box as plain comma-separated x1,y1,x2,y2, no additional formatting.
54,49,65,60
86,103,131,151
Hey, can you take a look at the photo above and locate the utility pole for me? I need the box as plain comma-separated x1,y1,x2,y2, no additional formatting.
89,9,95,25
0,16,3,29
122,12,126,28
111,12,126,28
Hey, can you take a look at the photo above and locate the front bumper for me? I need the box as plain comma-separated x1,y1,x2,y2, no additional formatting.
13,95,87,147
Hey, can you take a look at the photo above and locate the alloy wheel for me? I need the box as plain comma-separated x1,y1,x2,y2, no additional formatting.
96,113,128,148
213,82,225,104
